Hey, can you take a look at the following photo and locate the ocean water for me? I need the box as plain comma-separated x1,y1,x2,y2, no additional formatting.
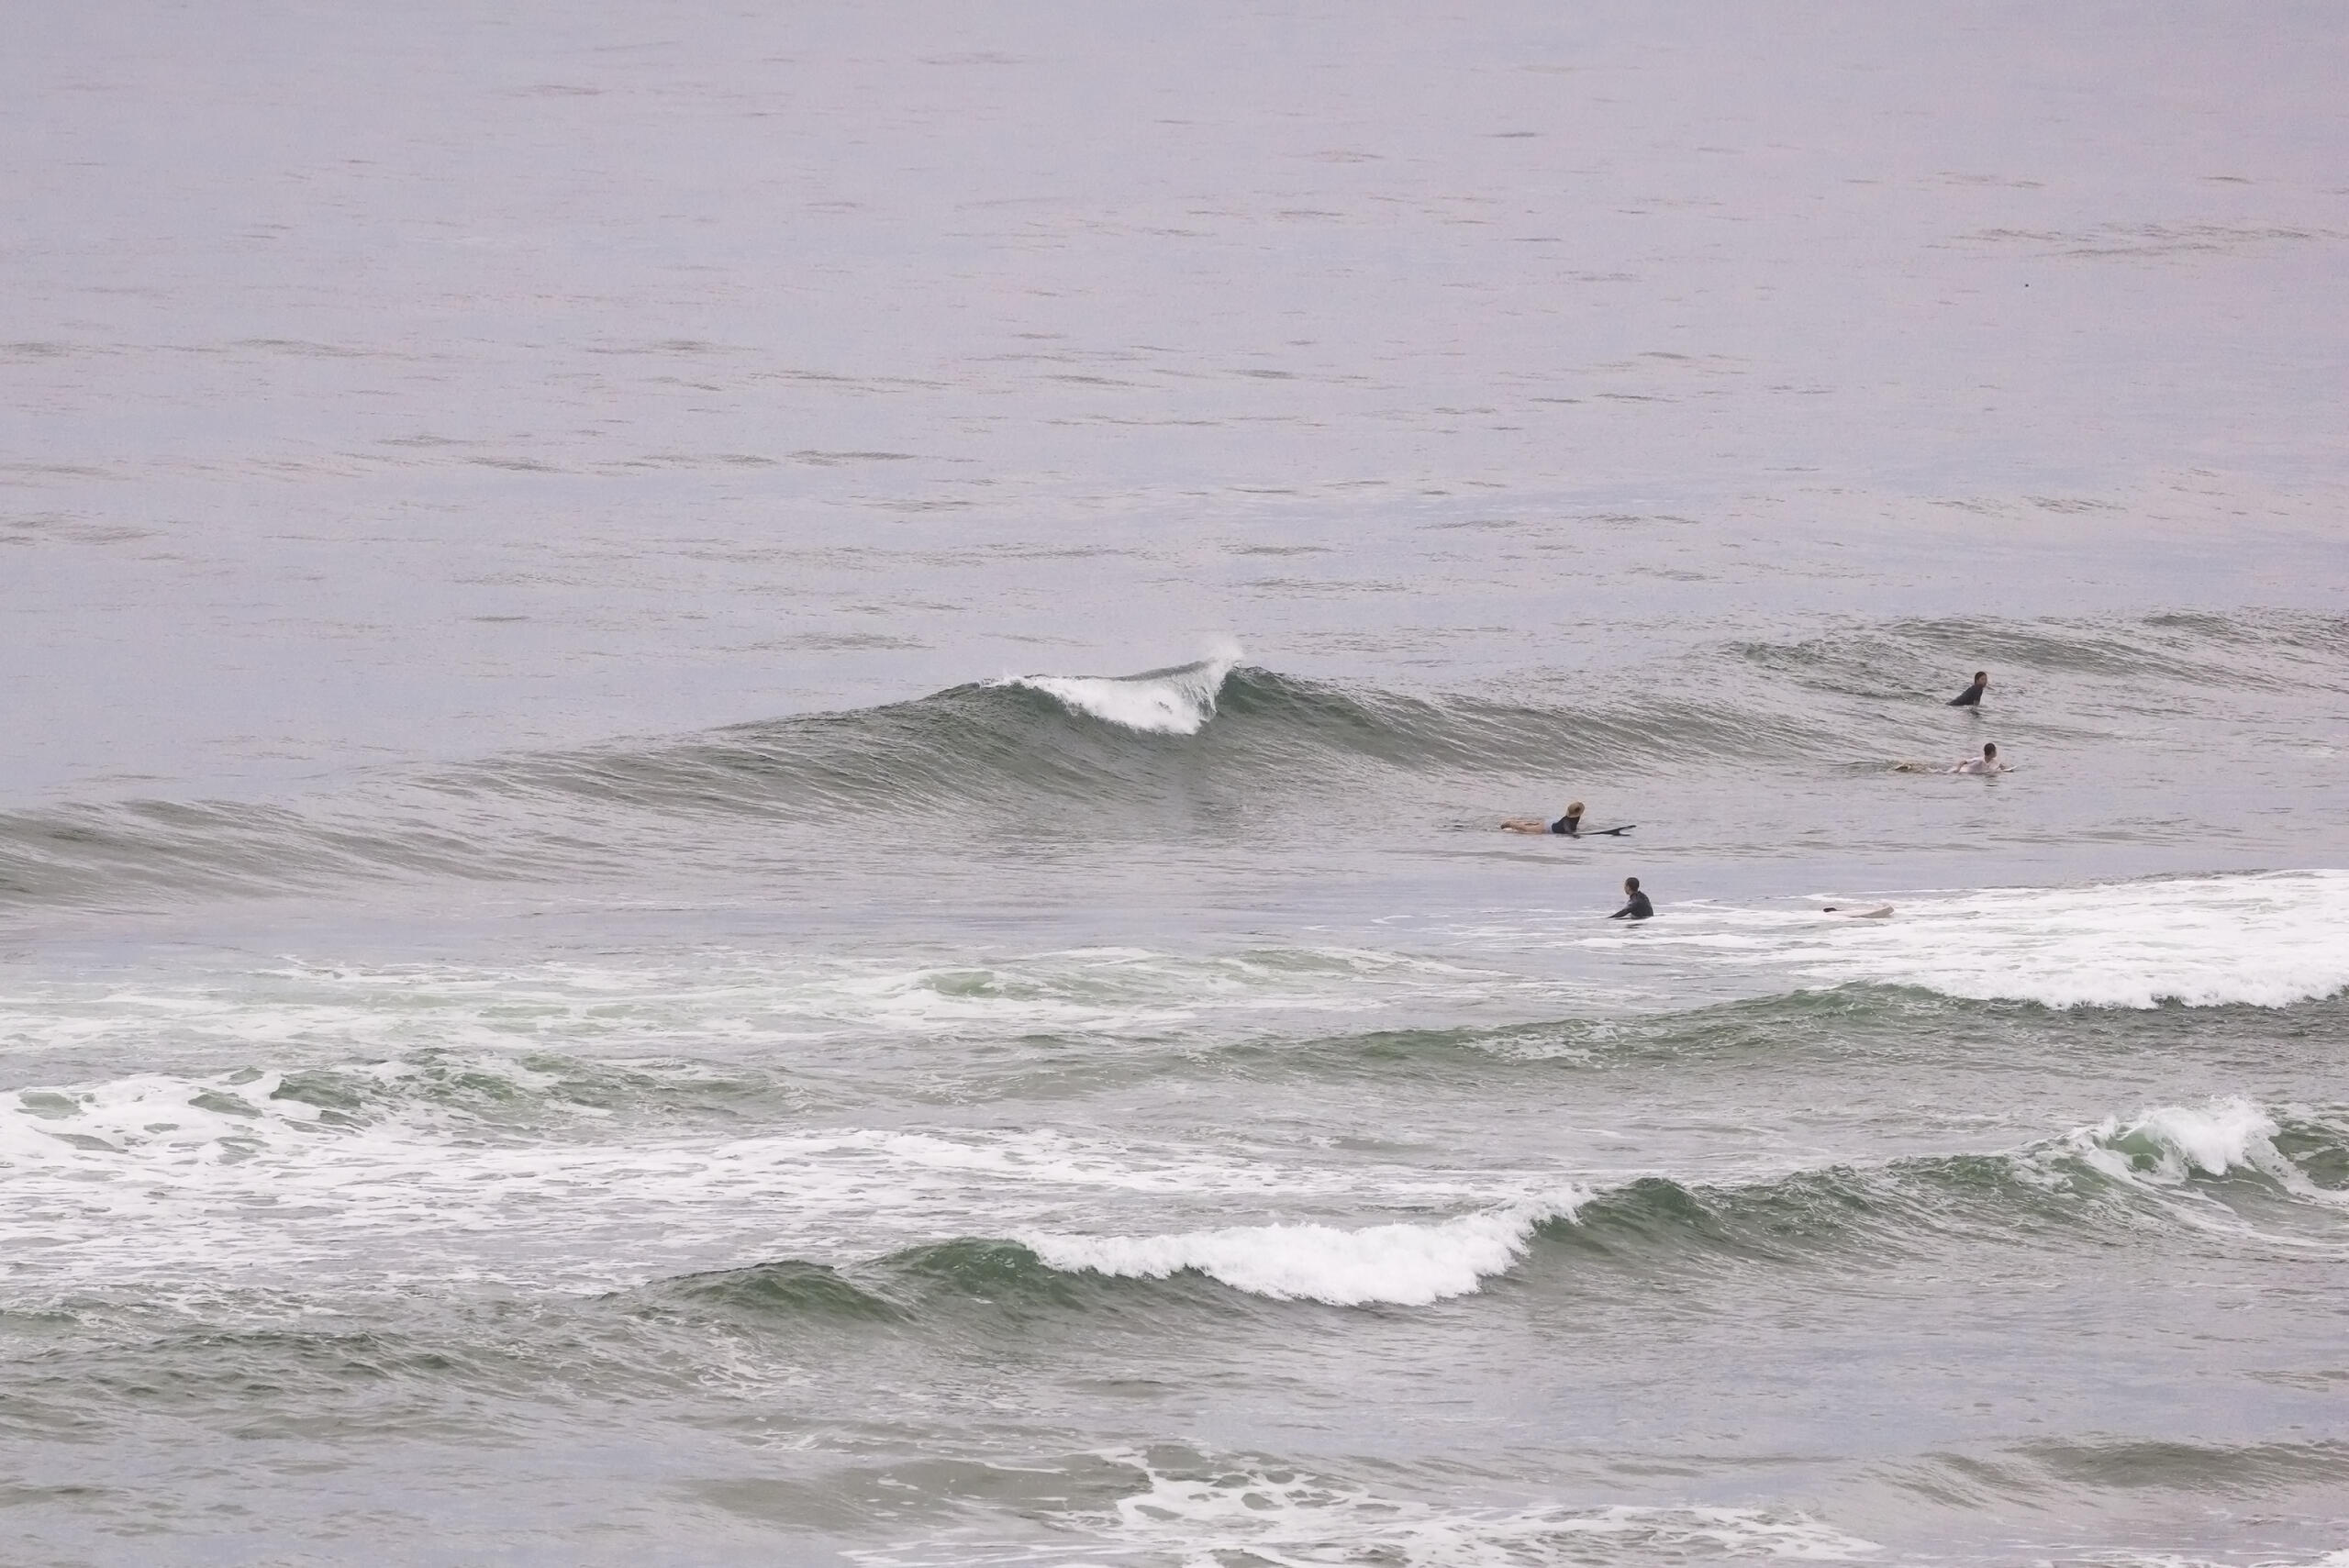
6,4,2348,1565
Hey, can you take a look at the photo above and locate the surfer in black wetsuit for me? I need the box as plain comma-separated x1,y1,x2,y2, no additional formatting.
1947,671,1989,706
1501,801,1585,836
1609,876,1654,920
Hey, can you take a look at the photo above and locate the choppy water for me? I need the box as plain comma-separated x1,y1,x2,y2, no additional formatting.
6,4,2348,1566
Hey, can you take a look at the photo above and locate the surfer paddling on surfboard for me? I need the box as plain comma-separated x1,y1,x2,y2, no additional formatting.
1947,670,1989,707
1892,742,2009,774
1501,801,1635,837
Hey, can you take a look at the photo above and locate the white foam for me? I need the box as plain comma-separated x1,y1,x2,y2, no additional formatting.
998,647,1241,734
2088,1551,2349,1568
857,1454,1882,1567
1021,1194,1582,1306
0,1066,331,1165
1630,870,2349,1009
2062,1096,2348,1211
0,1062,1534,1297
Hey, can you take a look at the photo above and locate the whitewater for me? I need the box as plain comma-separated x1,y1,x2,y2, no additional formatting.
6,2,2349,1566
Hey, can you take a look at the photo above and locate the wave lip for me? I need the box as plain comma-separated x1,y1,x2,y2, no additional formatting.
1019,1194,1585,1307
995,648,1241,735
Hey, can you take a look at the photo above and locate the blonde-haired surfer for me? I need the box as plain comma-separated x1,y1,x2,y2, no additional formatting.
1502,800,1586,836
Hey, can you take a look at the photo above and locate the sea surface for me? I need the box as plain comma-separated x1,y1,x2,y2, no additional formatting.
5,5,2347,1566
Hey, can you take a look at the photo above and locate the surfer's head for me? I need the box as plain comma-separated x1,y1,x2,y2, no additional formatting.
1623,876,1641,894
1974,671,1988,684
1566,800,1586,818
1983,742,1998,759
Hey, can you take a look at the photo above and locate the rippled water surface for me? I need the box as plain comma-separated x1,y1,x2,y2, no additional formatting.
5,4,2347,1566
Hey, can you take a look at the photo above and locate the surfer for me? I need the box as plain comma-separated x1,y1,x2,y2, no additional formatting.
1892,741,2008,774
1502,801,1585,836
1947,671,1989,706
1609,876,1654,920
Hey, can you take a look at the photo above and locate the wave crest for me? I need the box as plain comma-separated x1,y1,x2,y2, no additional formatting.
997,650,1241,735
1020,1195,1584,1307
2065,1096,2349,1211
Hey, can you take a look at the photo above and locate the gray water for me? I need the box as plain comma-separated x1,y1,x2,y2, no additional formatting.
4,5,2347,1565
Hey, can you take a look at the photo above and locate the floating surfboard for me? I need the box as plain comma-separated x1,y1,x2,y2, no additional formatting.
1578,824,1635,837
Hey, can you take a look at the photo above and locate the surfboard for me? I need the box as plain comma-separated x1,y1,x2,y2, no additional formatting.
1580,824,1635,837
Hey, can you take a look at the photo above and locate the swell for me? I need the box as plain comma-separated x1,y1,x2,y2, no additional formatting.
0,795,543,909
1730,608,2349,701
1225,980,2349,1084
0,660,1778,909
492,662,1809,817
7,604,2345,910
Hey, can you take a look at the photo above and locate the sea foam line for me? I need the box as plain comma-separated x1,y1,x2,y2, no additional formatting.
854,1452,1883,1567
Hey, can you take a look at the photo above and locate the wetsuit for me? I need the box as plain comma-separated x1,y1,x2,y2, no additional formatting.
1550,816,1582,836
1948,681,1987,707
1609,890,1654,920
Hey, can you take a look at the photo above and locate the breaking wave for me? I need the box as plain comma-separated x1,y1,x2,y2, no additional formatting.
1017,1196,1581,1306
0,653,1771,909
995,648,1242,735
625,1098,2348,1317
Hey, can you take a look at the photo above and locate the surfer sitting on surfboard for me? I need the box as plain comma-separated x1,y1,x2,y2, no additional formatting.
1609,877,1654,920
1501,802,1634,837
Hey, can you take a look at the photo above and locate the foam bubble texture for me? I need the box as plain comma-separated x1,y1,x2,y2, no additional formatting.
1644,870,2349,1009
859,1453,1884,1567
